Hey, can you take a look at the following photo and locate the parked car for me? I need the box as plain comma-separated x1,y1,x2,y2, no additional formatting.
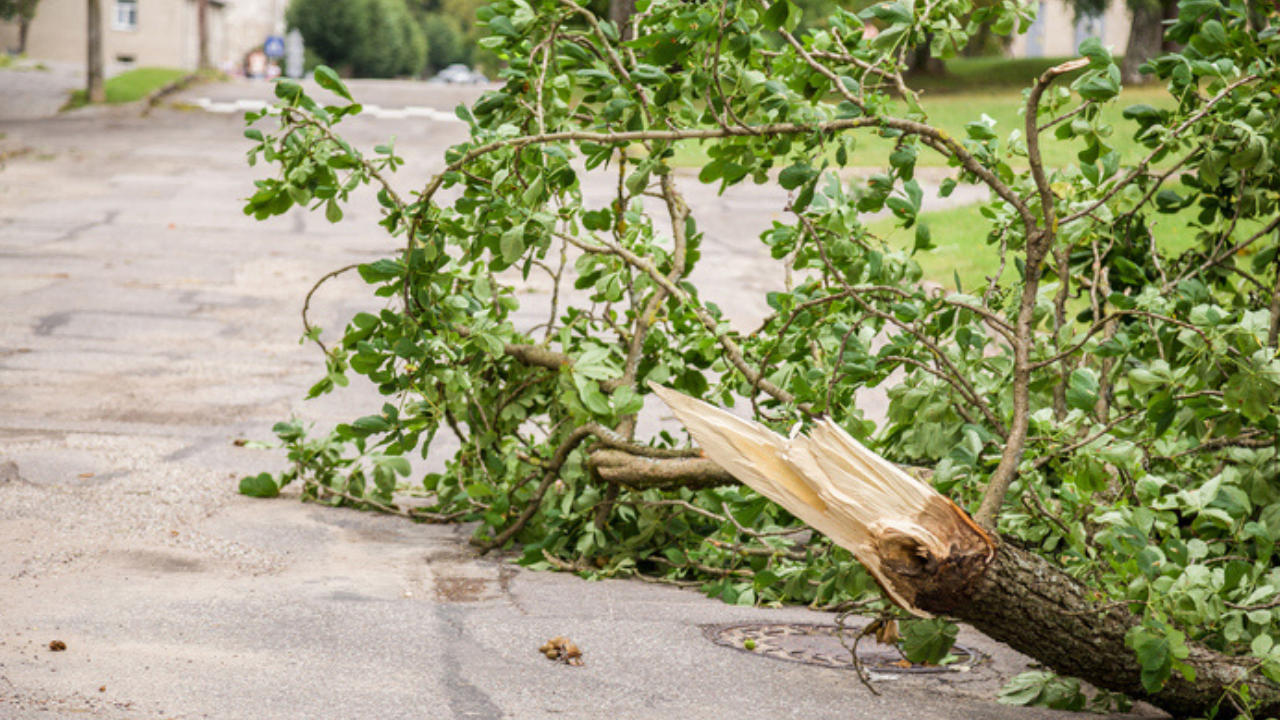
428,64,488,85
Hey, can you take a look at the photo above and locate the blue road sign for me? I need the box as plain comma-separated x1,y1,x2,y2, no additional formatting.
264,35,285,58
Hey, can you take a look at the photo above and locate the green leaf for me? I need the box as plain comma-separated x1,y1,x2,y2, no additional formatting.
239,472,280,498
1127,625,1189,693
376,455,412,477
762,0,795,31
998,671,1054,706
324,199,344,223
901,618,958,664
313,65,353,102
1065,368,1099,411
1073,67,1121,102
352,415,392,433
913,223,934,254
1077,37,1111,68
499,228,525,264
778,162,817,191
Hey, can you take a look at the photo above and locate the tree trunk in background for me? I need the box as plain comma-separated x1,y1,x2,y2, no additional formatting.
86,0,104,102
18,16,30,53
610,0,636,40
1121,0,1167,84
197,0,209,70
908,35,946,75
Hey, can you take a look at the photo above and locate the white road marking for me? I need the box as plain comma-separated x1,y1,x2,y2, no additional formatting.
191,97,460,122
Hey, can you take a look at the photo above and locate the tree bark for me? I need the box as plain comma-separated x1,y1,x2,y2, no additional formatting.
18,15,30,53
651,385,1280,719
1121,0,1168,85
933,543,1280,718
197,0,209,71
86,0,104,103
609,0,636,41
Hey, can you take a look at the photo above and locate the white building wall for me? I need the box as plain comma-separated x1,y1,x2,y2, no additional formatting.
1009,0,1133,58
1,0,258,70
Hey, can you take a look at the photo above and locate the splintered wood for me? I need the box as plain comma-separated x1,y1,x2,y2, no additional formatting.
650,384,997,616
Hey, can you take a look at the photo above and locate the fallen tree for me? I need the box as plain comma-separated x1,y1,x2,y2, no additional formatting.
241,0,1280,716
654,383,1280,716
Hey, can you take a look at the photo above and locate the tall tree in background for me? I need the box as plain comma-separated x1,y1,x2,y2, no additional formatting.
287,0,426,77
198,0,210,70
1119,0,1173,83
609,0,635,38
0,0,40,54
85,0,104,102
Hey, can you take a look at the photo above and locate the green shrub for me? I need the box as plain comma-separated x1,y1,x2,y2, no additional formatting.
287,0,427,78
420,12,466,72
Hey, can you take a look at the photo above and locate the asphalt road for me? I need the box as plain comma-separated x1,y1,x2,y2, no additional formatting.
0,75,1165,720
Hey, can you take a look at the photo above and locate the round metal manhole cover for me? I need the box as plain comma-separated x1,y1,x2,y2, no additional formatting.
703,622,983,674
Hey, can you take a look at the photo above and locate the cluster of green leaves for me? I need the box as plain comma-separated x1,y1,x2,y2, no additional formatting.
998,670,1134,713
239,420,413,505
242,0,1280,708
286,0,428,78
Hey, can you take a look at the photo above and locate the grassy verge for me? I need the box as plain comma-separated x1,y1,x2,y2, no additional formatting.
906,56,1103,94
870,202,1263,292
670,84,1173,170
63,67,190,110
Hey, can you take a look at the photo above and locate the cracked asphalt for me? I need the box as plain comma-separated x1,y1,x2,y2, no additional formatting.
0,73,1166,719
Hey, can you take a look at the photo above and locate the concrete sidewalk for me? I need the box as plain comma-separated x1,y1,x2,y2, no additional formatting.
1,80,1161,719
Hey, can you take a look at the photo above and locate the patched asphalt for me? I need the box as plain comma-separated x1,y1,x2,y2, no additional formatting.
0,74,1165,720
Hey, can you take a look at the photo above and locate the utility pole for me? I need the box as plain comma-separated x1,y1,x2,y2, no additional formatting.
197,0,209,70
86,0,105,102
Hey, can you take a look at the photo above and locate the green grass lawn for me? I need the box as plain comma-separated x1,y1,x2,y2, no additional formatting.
670,84,1173,171
906,56,1101,95
64,67,190,109
870,202,1264,292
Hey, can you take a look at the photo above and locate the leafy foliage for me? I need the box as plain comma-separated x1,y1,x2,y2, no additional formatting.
243,0,1280,709
998,670,1134,713
286,0,428,78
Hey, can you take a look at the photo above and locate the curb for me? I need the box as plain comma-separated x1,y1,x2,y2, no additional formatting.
141,71,208,115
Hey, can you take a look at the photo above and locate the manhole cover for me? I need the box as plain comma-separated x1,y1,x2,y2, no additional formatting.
704,622,983,674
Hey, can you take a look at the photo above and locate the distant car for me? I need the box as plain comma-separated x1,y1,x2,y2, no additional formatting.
428,64,488,85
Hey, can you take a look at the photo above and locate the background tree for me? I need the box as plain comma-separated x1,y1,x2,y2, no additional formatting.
85,0,103,102
242,0,1280,716
286,0,427,78
0,0,39,54
419,11,466,72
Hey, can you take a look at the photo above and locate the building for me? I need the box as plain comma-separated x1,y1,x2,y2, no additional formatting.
0,0,282,72
1009,0,1133,58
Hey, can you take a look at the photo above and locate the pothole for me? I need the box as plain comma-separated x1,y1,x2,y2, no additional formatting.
704,622,984,674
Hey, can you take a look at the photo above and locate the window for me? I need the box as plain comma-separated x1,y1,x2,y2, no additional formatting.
113,0,137,31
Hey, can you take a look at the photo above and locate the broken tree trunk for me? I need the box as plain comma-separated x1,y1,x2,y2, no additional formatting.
651,384,1280,718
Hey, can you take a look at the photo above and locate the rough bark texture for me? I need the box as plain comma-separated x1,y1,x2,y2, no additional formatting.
197,0,209,71
609,0,636,41
1121,0,1168,85
86,0,104,103
924,543,1280,718
588,449,734,490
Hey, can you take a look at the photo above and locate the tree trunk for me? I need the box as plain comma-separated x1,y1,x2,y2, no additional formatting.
653,385,1280,719
197,0,209,71
937,543,1280,718
1121,0,1167,85
86,0,104,103
18,16,30,53
609,0,636,41
908,34,946,75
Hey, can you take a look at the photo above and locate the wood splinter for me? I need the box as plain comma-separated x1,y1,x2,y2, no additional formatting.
650,383,996,617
